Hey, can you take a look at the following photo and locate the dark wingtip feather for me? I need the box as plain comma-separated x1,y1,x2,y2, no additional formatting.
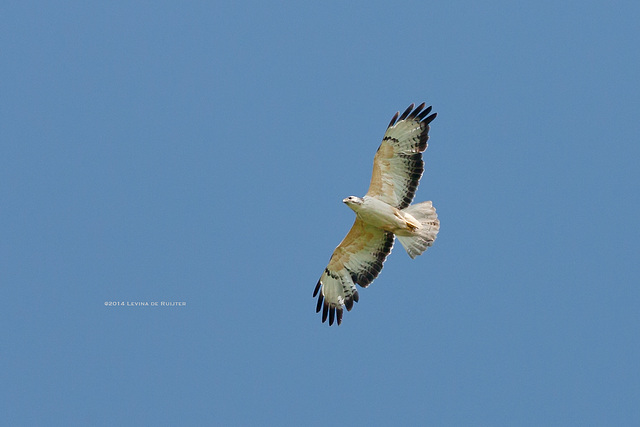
416,105,433,121
322,303,329,323
353,290,359,303
336,308,343,325
387,111,399,128
409,102,426,119
312,281,321,297
345,297,354,311
398,103,414,121
315,294,323,313
424,112,437,125
329,307,335,326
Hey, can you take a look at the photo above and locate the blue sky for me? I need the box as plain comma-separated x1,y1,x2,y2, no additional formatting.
2,1,639,425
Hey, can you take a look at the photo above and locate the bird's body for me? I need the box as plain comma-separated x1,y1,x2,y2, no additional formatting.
314,103,440,326
344,196,420,236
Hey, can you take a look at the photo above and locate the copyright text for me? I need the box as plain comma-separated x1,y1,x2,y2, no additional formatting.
104,301,186,307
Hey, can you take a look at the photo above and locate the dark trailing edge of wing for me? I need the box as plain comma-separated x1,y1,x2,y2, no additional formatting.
351,231,394,288
385,102,438,209
397,151,425,208
314,232,393,326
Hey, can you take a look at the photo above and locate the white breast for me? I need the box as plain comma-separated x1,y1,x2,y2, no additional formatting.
357,196,406,233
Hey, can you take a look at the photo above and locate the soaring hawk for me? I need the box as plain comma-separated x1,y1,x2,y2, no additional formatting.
313,103,440,326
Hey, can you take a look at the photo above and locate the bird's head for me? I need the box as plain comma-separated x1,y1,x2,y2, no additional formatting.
343,196,364,211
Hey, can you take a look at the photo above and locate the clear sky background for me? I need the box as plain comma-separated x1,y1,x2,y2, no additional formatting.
2,1,639,425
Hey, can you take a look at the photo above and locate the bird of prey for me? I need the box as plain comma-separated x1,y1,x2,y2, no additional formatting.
313,103,440,326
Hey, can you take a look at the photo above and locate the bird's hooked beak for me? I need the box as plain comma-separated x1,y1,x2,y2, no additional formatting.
343,197,361,209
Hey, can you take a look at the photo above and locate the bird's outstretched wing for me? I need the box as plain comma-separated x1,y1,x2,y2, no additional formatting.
366,103,437,209
313,218,394,325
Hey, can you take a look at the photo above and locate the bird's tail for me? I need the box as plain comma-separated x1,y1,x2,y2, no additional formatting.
396,201,440,259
